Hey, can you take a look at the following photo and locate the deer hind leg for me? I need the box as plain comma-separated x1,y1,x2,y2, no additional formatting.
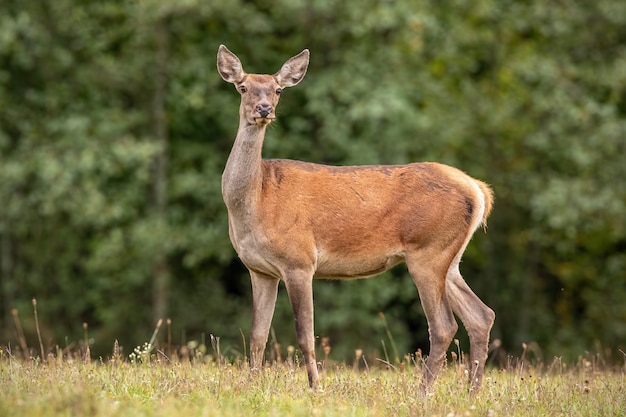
283,270,318,389
250,271,280,372
406,254,458,392
446,264,495,391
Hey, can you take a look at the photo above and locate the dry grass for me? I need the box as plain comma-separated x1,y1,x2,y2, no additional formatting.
2,307,625,416
1,342,625,417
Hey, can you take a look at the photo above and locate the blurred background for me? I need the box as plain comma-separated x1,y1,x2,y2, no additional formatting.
1,0,625,365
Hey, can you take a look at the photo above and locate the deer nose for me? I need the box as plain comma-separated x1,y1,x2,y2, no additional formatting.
256,103,273,118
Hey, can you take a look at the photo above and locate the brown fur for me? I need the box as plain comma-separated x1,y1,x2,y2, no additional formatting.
217,45,495,392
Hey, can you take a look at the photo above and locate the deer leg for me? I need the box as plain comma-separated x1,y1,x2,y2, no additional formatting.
250,271,280,372
446,265,495,391
407,255,458,392
283,271,318,389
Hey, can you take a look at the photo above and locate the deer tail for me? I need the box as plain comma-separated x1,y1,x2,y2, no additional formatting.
476,180,494,228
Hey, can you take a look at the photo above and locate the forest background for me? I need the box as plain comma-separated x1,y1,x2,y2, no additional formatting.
1,0,625,365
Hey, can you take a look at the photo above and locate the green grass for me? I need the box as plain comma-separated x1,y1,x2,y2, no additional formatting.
1,347,624,417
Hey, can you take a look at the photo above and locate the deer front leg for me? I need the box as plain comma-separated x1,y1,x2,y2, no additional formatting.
250,272,279,372
283,270,319,389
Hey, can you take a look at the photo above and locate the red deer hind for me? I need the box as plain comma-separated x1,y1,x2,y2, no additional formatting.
217,44,495,392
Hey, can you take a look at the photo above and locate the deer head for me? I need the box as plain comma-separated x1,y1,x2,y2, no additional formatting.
217,45,310,127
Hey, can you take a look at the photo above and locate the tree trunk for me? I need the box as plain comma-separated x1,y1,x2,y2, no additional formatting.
151,16,170,324
0,228,14,329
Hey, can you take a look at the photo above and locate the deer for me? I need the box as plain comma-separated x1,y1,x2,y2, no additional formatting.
216,44,495,393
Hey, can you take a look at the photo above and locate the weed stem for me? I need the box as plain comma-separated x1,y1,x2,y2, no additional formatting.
32,299,45,362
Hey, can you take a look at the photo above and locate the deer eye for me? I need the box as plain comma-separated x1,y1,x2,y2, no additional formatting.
276,88,282,95
238,85,247,93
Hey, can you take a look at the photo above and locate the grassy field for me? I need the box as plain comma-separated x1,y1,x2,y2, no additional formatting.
1,344,624,417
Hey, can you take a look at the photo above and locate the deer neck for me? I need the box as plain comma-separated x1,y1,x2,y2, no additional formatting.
221,120,267,213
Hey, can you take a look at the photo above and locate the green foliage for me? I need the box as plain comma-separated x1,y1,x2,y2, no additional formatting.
0,0,625,362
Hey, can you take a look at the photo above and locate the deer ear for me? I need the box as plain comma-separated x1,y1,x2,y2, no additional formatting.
217,45,246,84
274,49,309,88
